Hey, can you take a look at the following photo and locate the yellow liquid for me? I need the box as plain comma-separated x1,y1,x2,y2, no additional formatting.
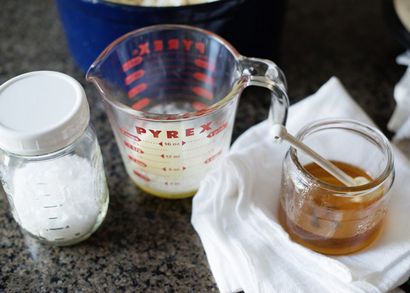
279,161,386,255
136,183,197,199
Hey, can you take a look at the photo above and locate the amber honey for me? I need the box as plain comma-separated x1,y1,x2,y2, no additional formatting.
279,161,387,255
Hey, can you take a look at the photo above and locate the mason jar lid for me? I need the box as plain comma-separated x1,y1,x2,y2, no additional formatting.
0,71,90,156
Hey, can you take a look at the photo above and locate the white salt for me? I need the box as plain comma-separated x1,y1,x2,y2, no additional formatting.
11,155,103,243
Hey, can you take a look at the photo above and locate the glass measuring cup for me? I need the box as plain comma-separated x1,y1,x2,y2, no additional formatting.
87,24,289,198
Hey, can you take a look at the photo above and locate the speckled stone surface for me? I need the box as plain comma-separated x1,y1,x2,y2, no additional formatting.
0,0,407,292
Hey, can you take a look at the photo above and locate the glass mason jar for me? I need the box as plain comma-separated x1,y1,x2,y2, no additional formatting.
0,71,109,246
279,119,395,255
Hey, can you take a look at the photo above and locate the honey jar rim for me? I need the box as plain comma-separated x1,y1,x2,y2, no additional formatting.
289,118,395,195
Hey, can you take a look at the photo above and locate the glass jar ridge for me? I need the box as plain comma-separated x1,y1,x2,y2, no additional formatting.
0,126,109,246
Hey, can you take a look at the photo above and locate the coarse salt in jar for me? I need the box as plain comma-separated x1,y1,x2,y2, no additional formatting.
0,71,109,246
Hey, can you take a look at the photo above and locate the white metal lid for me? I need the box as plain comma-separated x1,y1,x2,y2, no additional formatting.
0,71,90,156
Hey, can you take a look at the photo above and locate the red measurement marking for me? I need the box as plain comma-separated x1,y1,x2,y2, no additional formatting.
133,170,150,182
192,102,207,111
207,122,228,138
128,83,147,98
122,56,142,72
159,141,186,147
119,128,141,142
165,182,180,186
183,39,193,51
192,86,213,100
194,58,215,72
124,141,144,154
204,150,223,164
195,42,205,54
128,155,147,167
168,39,179,50
139,42,150,56
162,167,186,172
193,72,214,85
160,154,181,159
132,98,150,110
154,40,164,51
125,69,145,85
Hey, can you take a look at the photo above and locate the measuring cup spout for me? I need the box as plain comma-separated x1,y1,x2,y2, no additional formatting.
239,57,289,126
85,65,104,95
86,63,124,105
85,65,96,81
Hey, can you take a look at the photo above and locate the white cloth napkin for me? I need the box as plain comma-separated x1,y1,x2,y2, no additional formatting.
389,51,410,162
388,50,410,133
191,77,410,293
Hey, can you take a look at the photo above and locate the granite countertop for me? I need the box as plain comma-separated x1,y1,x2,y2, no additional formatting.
0,0,407,292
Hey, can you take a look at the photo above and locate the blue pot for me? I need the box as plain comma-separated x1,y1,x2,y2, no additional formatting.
55,0,286,71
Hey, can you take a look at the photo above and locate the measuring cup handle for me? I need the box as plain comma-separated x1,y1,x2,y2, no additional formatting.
239,57,289,125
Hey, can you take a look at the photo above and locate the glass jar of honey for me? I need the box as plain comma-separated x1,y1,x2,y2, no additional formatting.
279,119,394,255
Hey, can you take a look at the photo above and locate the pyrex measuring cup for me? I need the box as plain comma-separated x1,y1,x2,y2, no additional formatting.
87,24,288,199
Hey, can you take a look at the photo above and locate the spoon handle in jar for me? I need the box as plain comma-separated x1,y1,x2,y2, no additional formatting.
271,124,357,187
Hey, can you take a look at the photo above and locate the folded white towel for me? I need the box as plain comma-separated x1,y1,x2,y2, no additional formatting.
388,50,410,132
192,77,410,293
390,51,410,161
